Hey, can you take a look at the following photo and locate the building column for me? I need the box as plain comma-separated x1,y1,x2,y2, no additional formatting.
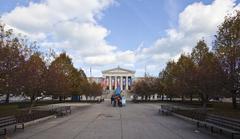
120,76,123,90
105,76,107,90
109,76,112,91
126,76,129,90
115,76,117,90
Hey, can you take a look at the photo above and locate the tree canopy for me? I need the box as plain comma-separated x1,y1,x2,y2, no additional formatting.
131,11,240,108
0,23,102,112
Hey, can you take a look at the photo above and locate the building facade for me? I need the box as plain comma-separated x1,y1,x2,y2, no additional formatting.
102,66,135,91
88,66,136,94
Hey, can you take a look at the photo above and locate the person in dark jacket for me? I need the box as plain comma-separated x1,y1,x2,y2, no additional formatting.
111,94,115,105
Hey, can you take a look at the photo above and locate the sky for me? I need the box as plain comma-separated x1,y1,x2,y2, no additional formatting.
0,0,240,77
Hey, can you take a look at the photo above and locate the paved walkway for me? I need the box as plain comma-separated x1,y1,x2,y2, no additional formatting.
8,101,227,139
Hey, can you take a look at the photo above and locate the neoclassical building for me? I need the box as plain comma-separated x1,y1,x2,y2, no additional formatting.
89,66,136,92
102,66,135,91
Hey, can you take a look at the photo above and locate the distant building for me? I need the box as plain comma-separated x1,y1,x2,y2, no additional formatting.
88,66,142,93
102,66,135,91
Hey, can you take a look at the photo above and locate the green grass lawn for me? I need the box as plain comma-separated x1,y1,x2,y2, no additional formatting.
174,101,240,120
208,102,240,119
0,100,64,117
0,104,21,117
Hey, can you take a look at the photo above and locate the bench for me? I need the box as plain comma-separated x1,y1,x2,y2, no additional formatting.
0,116,24,135
197,114,240,139
54,106,71,116
159,105,173,115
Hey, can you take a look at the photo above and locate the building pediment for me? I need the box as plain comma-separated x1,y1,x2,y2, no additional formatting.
102,66,135,75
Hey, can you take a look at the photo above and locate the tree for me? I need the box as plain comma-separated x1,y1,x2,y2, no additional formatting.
47,52,75,101
151,77,163,99
90,82,103,99
159,61,179,101
214,11,240,108
81,80,91,100
79,68,87,79
197,52,226,108
145,77,160,99
191,40,209,65
22,53,47,113
131,79,148,100
69,68,82,96
0,24,26,103
191,40,211,106
191,40,226,108
131,76,161,100
69,68,88,101
176,54,196,101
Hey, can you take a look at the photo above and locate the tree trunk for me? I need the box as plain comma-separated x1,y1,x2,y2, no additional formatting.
59,96,62,101
202,101,207,109
201,94,208,109
190,94,193,102
181,95,184,102
232,90,237,109
28,99,36,114
30,95,35,103
5,93,10,104
28,94,37,114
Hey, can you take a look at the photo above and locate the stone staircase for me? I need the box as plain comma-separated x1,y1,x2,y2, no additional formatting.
102,90,132,99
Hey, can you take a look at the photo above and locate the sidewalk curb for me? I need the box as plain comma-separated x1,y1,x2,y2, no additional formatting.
23,115,56,128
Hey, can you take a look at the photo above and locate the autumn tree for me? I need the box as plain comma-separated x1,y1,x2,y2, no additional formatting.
198,53,226,107
192,40,226,108
191,40,209,65
151,77,163,99
69,68,82,96
0,24,26,103
131,79,149,100
214,11,240,109
79,68,87,79
22,53,47,113
191,40,210,105
69,68,89,101
0,23,94,105
176,54,196,101
89,82,103,99
145,77,161,99
47,52,75,101
159,61,179,101
81,80,91,100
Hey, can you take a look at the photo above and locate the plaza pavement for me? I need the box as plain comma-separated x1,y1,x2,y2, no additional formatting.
7,101,227,139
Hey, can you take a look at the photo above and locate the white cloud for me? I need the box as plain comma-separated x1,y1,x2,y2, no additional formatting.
152,53,171,61
138,0,240,76
84,54,116,65
116,51,136,63
1,0,240,77
1,0,118,65
179,0,239,34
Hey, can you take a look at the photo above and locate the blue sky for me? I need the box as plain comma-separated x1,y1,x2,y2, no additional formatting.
0,0,240,77
100,0,213,51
